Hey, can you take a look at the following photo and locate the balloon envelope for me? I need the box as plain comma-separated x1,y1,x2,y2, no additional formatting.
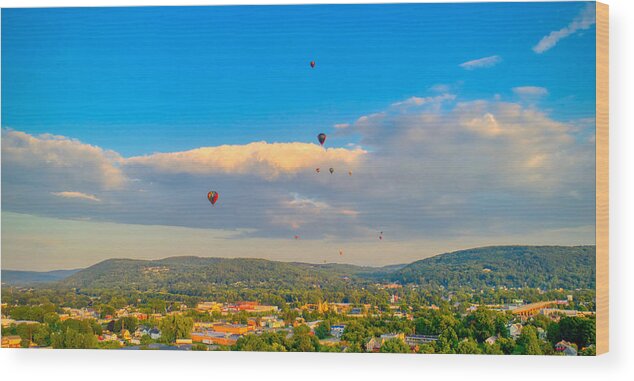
207,191,219,206
310,61,315,68
318,133,327,145
329,168,334,174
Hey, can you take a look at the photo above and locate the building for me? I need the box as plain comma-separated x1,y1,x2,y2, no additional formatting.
405,335,439,347
508,323,523,339
212,324,249,335
149,328,161,340
192,330,240,346
485,335,498,345
555,340,578,356
366,337,381,352
330,325,345,338
1,335,22,348
196,302,222,313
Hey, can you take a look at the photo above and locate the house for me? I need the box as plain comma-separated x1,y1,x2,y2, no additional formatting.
366,337,381,352
330,325,345,338
485,335,498,345
1,335,22,348
135,326,150,338
508,323,523,339
149,328,161,340
176,338,193,345
555,340,578,356
121,329,132,341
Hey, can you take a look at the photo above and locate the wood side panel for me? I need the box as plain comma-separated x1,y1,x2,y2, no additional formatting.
595,1,609,356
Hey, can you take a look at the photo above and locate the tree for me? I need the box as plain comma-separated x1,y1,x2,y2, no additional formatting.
314,321,331,340
496,337,516,355
234,334,271,352
465,308,497,342
379,338,410,354
456,338,481,354
517,326,543,355
290,325,320,352
159,315,193,343
99,304,116,318
557,317,596,348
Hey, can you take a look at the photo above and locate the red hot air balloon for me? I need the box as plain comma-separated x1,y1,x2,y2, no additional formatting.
310,61,316,68
207,191,219,206
294,235,300,240
317,133,327,146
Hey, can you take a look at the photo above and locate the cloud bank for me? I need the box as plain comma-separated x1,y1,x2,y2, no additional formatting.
1,92,595,246
126,142,366,180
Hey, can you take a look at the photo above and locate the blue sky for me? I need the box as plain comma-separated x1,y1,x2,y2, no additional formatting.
2,3,598,270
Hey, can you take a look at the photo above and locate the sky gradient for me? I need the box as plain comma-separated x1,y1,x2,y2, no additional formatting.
1,2,597,270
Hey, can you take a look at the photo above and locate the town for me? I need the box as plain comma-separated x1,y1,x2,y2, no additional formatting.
1,282,596,355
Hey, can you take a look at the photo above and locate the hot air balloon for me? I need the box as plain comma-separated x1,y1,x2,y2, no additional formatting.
207,191,219,206
310,61,315,68
329,168,334,174
316,168,320,173
339,250,343,256
317,133,327,146
348,171,352,176
294,235,300,240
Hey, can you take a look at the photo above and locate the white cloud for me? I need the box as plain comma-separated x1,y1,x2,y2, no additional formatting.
51,191,101,202
125,142,366,180
392,93,456,108
533,4,596,53
513,86,549,97
459,55,502,70
1,128,126,190
334,123,350,129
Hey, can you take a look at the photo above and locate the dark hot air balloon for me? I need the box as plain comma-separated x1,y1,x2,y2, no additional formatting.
310,61,316,68
318,133,327,146
207,191,219,206
329,168,334,174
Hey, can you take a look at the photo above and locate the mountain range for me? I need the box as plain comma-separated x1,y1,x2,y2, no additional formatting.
1,245,595,290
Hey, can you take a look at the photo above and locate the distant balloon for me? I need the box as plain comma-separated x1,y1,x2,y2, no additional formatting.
379,231,383,240
329,168,334,174
316,168,320,173
317,133,327,146
310,61,316,68
294,235,300,240
207,191,219,206
348,171,352,176
339,250,343,256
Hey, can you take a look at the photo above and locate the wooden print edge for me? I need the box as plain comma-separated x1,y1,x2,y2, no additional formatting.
595,1,609,356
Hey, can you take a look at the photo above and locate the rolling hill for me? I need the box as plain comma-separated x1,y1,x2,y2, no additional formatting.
1,269,81,285
385,245,596,289
5,245,595,291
